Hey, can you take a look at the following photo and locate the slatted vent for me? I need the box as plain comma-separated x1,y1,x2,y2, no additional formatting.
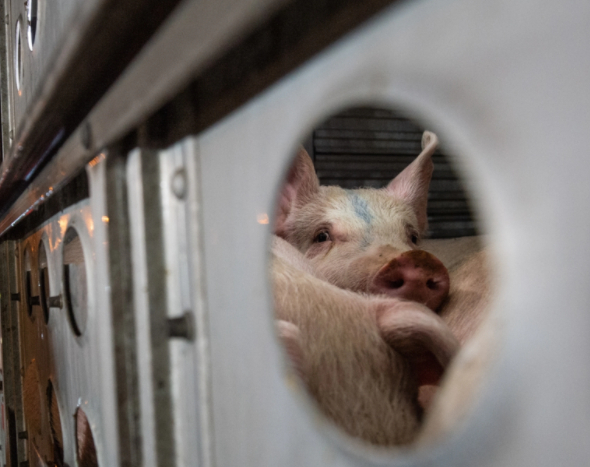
310,107,477,238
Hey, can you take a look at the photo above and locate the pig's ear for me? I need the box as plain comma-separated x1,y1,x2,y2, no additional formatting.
385,131,438,233
275,147,319,236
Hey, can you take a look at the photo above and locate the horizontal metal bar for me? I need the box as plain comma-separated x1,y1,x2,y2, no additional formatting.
0,0,186,217
0,0,399,237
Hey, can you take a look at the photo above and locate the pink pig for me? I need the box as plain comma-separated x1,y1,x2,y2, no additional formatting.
271,132,472,445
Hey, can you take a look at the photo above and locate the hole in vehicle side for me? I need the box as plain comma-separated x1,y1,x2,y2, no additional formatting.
14,17,23,92
38,239,50,323
22,362,64,463
271,105,494,450
23,247,39,319
46,380,64,465
62,227,88,337
26,0,38,50
75,408,99,467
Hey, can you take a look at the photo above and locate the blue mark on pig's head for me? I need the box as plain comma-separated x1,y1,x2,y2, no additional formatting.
347,192,373,225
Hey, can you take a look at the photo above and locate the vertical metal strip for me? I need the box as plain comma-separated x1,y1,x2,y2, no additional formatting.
0,241,15,467
0,240,25,466
126,149,157,467
105,146,142,467
141,149,176,466
0,0,13,157
183,139,214,467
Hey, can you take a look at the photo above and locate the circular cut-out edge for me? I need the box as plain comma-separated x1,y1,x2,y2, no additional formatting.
268,102,502,462
62,227,86,337
60,218,93,342
38,237,50,324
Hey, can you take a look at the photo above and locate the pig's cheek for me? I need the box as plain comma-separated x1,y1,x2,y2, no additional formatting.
322,253,371,291
341,255,388,292
305,241,333,259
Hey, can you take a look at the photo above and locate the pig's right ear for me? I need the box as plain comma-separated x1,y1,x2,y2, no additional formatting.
275,147,319,237
385,131,438,233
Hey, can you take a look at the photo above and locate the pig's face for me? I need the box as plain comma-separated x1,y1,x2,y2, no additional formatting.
286,186,417,285
276,132,450,311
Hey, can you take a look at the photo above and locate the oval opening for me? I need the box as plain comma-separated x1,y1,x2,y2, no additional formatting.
63,228,88,336
23,363,64,462
23,247,38,319
47,380,64,465
75,408,99,467
272,106,494,448
38,240,50,323
14,18,23,92
26,0,38,51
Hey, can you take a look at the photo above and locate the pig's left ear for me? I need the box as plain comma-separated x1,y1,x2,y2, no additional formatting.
275,147,319,236
385,131,438,233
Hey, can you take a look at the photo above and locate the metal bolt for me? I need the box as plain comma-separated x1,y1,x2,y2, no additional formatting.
81,121,92,150
48,295,62,308
29,295,40,306
10,293,20,301
168,311,195,340
171,168,187,199
18,431,27,439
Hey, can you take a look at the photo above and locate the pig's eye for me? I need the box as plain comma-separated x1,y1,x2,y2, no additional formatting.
314,231,331,243
411,234,418,245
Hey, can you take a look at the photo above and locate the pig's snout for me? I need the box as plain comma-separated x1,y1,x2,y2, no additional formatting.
371,250,449,311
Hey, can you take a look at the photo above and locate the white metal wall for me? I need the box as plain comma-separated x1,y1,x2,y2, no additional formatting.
193,0,590,465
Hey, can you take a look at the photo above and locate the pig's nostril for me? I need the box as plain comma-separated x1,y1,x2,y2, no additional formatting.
390,279,404,289
426,279,437,290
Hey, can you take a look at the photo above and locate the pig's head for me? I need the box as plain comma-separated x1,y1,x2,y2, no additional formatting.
275,131,450,311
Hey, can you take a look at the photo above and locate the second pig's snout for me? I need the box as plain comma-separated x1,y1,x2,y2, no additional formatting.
371,250,450,311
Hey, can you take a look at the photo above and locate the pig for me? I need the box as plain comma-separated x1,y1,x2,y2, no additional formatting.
271,131,471,445
274,132,451,311
418,236,494,444
273,237,459,444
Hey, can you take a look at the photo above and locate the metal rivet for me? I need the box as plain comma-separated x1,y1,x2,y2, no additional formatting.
168,311,195,340
81,121,92,150
171,168,187,199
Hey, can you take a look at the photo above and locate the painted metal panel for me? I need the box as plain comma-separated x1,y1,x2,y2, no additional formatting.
194,0,590,465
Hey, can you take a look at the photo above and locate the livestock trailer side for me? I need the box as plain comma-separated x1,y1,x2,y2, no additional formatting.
0,0,588,466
